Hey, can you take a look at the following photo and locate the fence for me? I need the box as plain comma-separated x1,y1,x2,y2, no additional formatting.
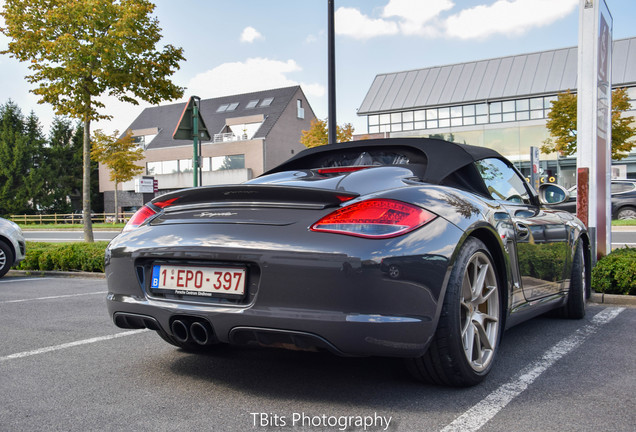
9,212,136,225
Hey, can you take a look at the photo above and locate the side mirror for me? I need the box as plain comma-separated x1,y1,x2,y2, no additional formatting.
538,183,569,205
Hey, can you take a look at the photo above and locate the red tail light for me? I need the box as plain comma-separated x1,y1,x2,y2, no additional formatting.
310,199,436,238
123,197,179,232
316,166,371,175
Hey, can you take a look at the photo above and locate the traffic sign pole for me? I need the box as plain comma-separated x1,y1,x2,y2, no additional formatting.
193,101,199,187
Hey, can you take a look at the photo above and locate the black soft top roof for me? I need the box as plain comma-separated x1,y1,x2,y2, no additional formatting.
265,137,504,184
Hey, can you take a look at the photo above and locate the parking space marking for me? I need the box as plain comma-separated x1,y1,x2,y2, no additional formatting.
0,291,106,304
0,277,55,284
440,307,625,432
0,329,149,363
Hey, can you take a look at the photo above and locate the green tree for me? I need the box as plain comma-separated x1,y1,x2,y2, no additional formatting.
23,111,48,210
1,0,185,241
0,101,30,215
300,118,354,148
40,118,83,213
91,129,144,223
541,88,636,159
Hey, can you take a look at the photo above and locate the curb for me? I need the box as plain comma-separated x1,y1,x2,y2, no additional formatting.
589,292,636,307
7,270,105,279
611,226,636,232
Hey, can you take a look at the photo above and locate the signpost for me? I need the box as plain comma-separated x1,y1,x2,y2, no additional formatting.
577,0,612,262
173,96,211,187
530,146,540,192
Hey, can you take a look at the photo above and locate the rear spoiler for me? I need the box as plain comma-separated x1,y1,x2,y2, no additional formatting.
151,185,359,210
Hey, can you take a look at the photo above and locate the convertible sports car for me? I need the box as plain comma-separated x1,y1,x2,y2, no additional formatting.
105,137,590,386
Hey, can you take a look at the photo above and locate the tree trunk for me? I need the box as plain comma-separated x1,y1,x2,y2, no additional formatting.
114,179,119,224
82,113,94,242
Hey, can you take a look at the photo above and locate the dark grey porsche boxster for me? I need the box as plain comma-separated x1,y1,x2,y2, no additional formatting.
105,137,590,386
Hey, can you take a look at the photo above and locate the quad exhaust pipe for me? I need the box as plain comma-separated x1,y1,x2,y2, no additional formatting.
170,318,216,346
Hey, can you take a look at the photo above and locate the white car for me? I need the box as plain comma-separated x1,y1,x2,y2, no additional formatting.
0,217,26,278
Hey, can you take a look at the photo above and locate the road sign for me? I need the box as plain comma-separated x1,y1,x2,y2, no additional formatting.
173,96,211,141
172,96,210,187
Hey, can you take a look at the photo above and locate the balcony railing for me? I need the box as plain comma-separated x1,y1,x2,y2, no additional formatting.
213,132,249,143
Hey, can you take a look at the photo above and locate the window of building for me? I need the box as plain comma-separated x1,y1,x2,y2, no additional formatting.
365,93,576,134
147,161,161,175
490,102,502,114
179,159,193,173
163,160,178,174
297,99,305,119
147,160,178,175
246,99,259,109
261,98,274,107
227,102,239,111
217,104,230,112
211,154,245,171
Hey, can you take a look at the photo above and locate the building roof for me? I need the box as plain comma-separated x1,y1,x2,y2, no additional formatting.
126,85,303,150
358,36,636,115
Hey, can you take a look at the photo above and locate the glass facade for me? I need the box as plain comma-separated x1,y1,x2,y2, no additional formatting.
367,96,557,134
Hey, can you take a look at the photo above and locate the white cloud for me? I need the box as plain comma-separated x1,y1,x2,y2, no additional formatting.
93,95,148,136
335,0,577,41
240,26,263,43
185,57,324,100
444,0,579,40
382,0,453,36
335,7,399,40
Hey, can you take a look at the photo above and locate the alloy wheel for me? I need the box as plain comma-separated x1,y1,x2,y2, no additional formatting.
460,251,500,372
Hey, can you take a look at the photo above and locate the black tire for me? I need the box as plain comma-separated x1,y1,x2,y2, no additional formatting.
617,206,636,220
560,241,587,319
407,237,502,387
0,240,14,278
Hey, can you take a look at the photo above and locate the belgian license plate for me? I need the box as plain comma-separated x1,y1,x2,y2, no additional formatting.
150,264,246,297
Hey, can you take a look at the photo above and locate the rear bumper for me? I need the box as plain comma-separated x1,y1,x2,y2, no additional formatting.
105,218,461,357
107,297,436,357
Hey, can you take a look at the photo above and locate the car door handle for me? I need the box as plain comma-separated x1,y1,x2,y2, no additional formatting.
516,223,530,239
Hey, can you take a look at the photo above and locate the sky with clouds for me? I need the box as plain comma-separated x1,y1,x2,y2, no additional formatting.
1,0,635,137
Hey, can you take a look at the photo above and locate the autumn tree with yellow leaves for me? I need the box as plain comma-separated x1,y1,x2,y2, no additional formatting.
300,118,354,148
541,88,636,159
1,0,184,240
91,130,144,223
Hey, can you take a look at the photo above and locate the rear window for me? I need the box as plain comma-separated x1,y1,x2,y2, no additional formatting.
310,147,425,169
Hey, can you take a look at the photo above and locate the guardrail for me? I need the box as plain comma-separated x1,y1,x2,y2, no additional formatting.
9,212,136,225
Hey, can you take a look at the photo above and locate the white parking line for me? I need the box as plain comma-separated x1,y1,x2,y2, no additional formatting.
440,307,625,432
0,329,149,363
0,291,106,304
0,277,55,284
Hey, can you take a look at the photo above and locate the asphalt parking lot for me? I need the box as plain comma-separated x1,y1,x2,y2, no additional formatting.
1,276,634,432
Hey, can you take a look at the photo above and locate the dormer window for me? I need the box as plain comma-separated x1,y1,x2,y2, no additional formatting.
217,102,239,112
